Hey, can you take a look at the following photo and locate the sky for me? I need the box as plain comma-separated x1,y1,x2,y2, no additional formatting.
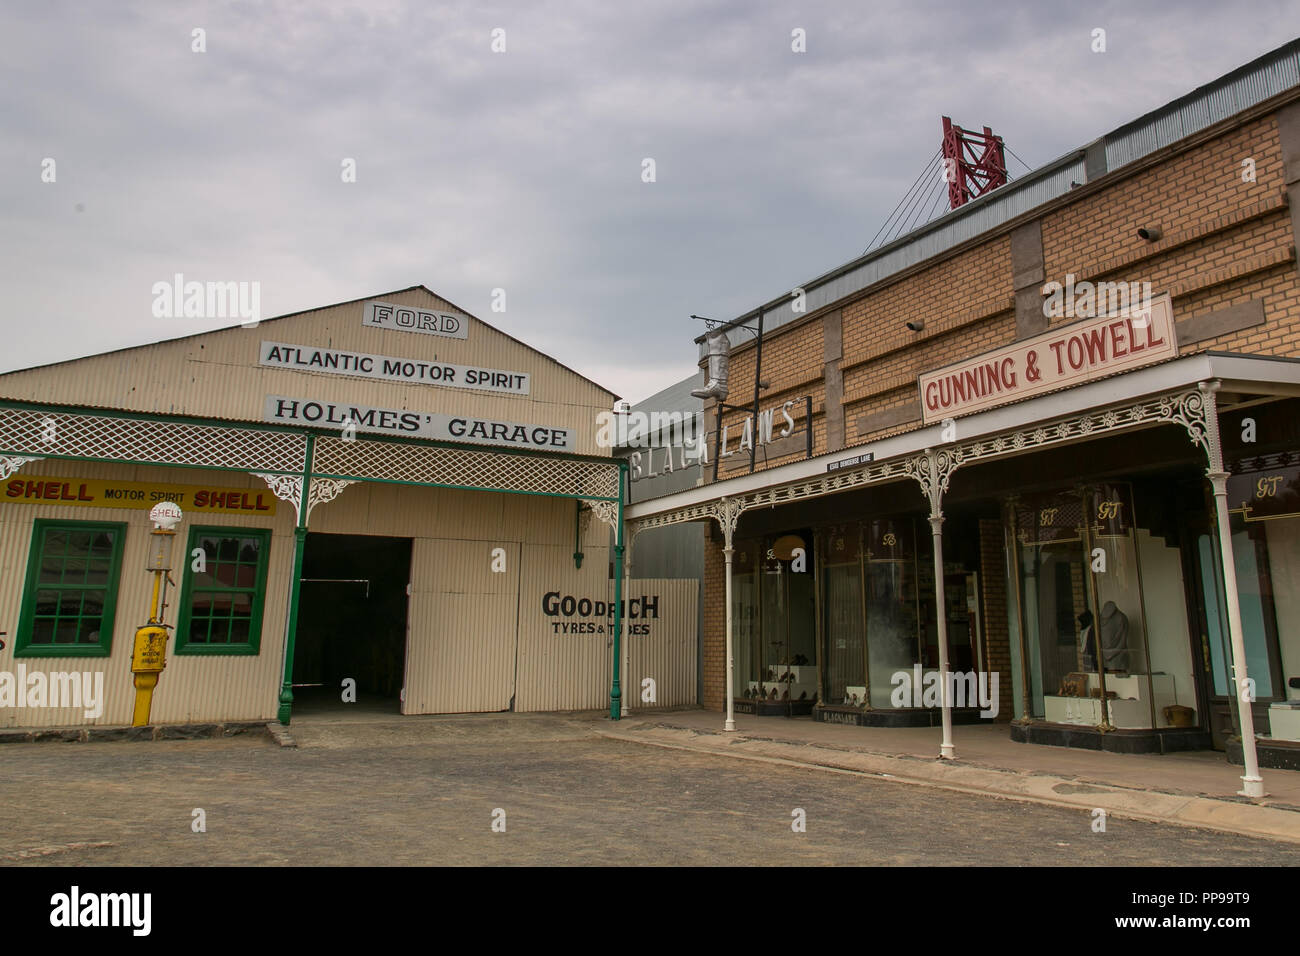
3,1,1299,405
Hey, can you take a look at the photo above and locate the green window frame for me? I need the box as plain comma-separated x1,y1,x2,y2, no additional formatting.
15,519,128,658
175,527,272,656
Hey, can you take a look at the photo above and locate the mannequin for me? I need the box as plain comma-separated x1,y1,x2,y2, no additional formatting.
1099,600,1129,671
1077,609,1096,671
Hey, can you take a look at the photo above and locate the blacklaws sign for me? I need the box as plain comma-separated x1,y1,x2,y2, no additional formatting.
363,300,469,340
918,294,1177,424
264,396,574,451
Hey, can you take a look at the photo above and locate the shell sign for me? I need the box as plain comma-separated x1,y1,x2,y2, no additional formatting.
2,477,276,515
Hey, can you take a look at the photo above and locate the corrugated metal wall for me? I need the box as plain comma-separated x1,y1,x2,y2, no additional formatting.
403,535,522,714
2,462,698,725
624,579,698,711
512,543,613,712
0,459,294,728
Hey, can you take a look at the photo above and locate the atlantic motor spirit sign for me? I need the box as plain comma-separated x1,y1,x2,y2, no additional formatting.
264,396,574,452
259,341,530,395
918,294,1177,424
362,300,469,340
2,477,276,514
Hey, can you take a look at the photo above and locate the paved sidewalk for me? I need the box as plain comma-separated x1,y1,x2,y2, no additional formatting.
599,709,1300,845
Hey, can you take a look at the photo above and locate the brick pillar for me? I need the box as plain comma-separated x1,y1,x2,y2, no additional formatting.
702,526,726,711
1010,219,1048,339
978,518,1013,722
1278,100,1300,282
822,309,845,452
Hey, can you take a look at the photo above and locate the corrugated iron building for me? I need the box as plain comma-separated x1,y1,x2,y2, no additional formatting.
0,285,690,728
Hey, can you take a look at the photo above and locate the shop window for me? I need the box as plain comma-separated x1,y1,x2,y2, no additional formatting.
821,524,864,705
734,534,817,705
14,519,127,657
820,515,982,709
175,527,272,655
1201,457,1300,701
864,517,925,704
1010,484,1187,730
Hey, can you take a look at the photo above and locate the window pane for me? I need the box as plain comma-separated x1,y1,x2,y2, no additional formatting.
35,590,59,614
68,532,92,555
86,559,111,585
39,557,64,584
44,530,68,555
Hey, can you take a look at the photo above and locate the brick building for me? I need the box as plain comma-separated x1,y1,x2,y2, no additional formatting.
626,38,1300,793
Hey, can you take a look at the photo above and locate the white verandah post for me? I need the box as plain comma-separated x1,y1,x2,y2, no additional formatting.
1199,382,1265,797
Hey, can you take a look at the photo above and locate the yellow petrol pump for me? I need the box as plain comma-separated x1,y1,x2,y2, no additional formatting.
132,501,182,727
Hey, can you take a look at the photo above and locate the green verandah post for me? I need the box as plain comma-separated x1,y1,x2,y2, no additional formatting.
609,461,628,719
277,433,314,725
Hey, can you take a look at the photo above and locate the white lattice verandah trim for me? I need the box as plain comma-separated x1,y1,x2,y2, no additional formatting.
629,387,1209,535
312,434,620,501
0,406,308,474
252,474,357,520
0,455,43,480
585,499,619,530
0,404,618,502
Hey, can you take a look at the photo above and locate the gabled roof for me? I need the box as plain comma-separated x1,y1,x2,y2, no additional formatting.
0,284,618,400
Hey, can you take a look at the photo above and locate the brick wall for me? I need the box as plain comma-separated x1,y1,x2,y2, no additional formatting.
978,518,1013,723
704,109,1300,479
702,530,725,711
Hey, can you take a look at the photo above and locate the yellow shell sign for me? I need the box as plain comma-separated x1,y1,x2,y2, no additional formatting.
2,476,277,515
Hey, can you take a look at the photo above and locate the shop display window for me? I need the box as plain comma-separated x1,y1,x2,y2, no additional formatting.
731,534,817,705
863,517,926,705
730,540,760,701
820,524,864,705
1010,483,1186,730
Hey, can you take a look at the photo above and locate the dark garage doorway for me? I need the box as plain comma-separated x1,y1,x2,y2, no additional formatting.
293,533,412,715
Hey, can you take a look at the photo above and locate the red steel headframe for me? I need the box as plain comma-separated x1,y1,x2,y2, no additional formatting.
941,116,1008,210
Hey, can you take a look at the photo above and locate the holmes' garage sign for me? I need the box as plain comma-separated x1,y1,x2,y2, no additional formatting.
918,294,1176,424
